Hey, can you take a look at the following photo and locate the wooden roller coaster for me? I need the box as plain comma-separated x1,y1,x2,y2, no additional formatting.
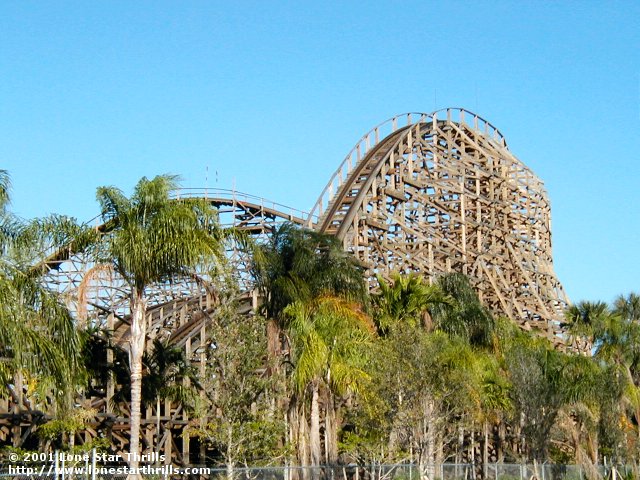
310,109,568,339
1,108,569,465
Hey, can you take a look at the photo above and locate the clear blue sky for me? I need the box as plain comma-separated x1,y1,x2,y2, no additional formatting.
1,1,638,303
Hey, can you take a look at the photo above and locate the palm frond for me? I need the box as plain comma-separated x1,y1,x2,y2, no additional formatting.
96,186,129,223
0,170,10,212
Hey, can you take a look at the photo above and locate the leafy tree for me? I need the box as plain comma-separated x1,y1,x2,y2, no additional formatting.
38,407,97,450
353,324,485,477
193,297,286,478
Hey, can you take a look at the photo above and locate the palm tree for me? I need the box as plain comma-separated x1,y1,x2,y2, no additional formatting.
564,301,610,353
431,273,495,348
373,272,448,334
561,295,640,464
108,339,200,419
143,339,200,412
0,170,85,412
93,174,224,472
614,293,640,323
0,170,14,251
475,354,512,474
143,340,201,455
286,295,374,467
252,223,367,365
555,354,603,470
593,294,640,453
251,224,369,469
253,223,366,319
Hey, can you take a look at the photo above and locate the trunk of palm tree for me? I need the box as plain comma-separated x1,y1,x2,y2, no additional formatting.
287,401,299,480
310,382,322,468
482,421,489,480
289,396,309,479
497,421,505,463
299,405,310,480
324,393,338,464
128,291,147,476
266,318,281,373
421,310,433,332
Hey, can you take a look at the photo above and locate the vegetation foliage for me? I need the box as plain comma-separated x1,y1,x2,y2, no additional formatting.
0,170,639,478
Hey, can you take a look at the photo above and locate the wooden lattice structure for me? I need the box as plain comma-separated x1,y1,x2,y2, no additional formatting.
1,108,569,463
1,192,306,464
309,109,568,340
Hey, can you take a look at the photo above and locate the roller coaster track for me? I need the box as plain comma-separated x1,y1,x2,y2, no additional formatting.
40,190,307,269
16,108,570,463
39,108,570,347
172,188,310,231
40,192,303,351
309,110,506,225
310,108,568,341
41,109,568,346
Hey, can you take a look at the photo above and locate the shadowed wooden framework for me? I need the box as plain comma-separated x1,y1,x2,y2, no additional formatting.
0,108,569,464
